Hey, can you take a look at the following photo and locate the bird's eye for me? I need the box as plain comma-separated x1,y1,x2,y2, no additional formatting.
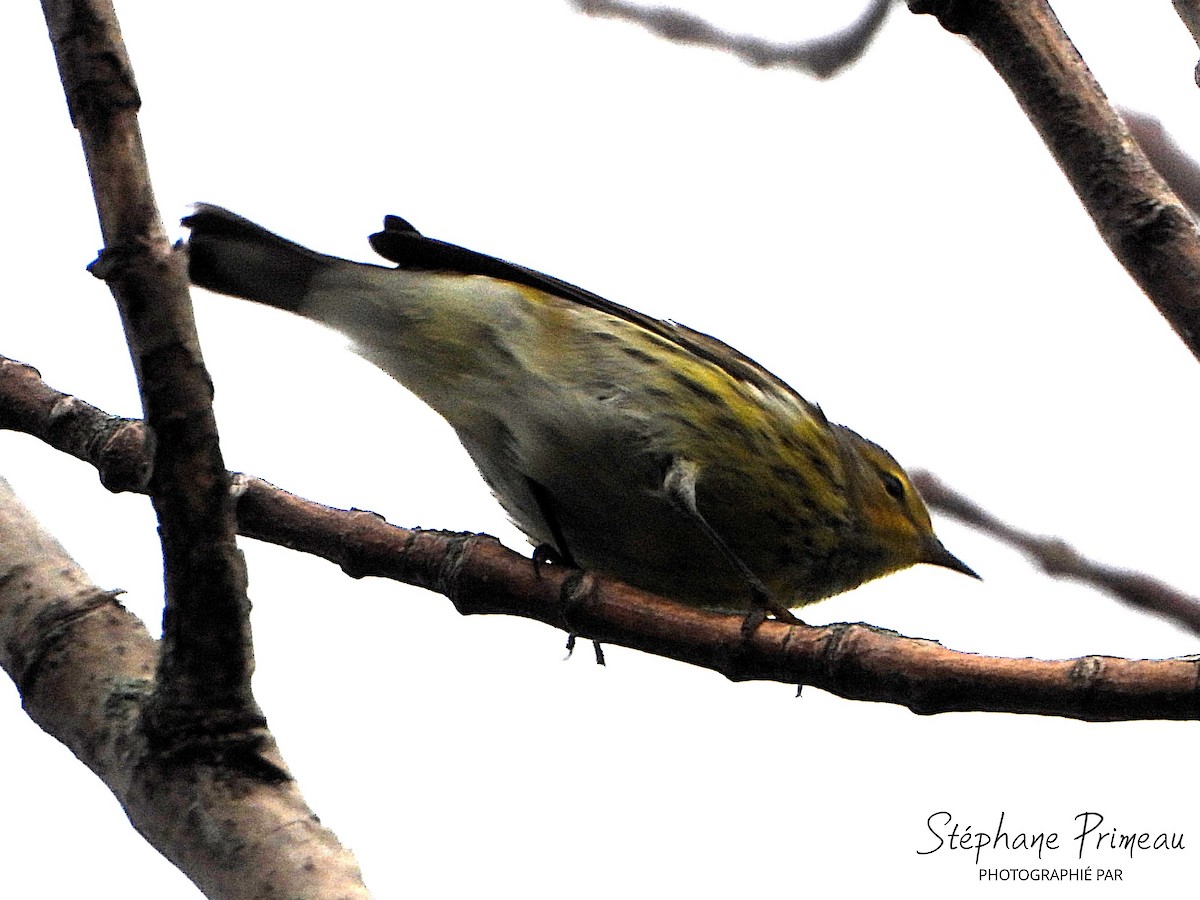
881,471,906,501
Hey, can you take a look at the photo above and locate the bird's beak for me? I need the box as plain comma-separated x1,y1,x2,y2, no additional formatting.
922,536,981,580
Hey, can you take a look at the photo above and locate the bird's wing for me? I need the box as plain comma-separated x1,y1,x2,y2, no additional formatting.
369,215,826,423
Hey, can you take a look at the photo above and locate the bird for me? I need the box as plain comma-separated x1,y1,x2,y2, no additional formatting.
183,204,977,627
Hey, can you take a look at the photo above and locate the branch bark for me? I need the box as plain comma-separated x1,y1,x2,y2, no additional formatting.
5,356,1198,723
0,476,369,899
243,483,1200,722
41,0,255,737
31,1,369,895
907,0,1200,363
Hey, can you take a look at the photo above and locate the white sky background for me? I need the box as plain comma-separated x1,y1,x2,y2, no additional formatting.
3,0,1200,896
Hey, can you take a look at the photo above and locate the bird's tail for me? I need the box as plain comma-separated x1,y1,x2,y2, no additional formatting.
183,204,332,312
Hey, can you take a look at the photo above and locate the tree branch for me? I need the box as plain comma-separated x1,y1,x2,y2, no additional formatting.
0,358,151,493
907,0,1200,364
0,475,370,899
913,471,1200,637
41,0,256,736
32,2,369,894
570,0,895,78
241,483,1200,721
5,356,1198,723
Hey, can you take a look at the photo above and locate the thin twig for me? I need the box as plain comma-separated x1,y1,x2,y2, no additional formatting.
572,0,894,78
5,357,1198,722
913,471,1200,637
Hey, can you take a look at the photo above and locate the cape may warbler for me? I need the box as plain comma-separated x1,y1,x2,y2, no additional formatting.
184,205,976,622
